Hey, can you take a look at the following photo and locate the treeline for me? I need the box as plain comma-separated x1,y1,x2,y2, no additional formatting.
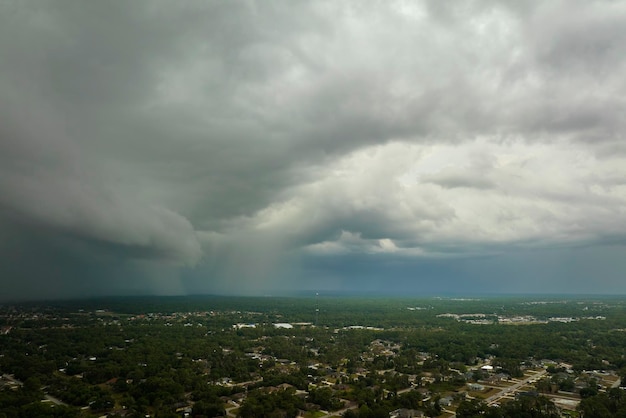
456,396,560,418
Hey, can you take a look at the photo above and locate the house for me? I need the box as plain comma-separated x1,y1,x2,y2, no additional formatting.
468,383,484,391
415,387,431,399
389,408,424,418
438,396,453,407
517,391,539,399
485,373,509,384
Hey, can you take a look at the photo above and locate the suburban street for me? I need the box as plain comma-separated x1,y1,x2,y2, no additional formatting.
485,369,548,405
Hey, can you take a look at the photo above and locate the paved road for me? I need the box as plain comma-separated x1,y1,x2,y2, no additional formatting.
225,404,238,418
232,378,263,387
3,373,68,406
440,369,549,418
318,400,359,418
43,393,67,406
485,369,548,405
1,373,22,387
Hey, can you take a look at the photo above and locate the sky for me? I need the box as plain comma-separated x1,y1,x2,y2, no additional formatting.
1,1,626,301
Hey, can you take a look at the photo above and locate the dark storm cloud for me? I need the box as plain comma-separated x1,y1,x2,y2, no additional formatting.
0,99,202,266
1,1,626,299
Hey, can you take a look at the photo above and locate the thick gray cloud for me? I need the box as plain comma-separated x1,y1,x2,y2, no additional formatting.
1,0,626,300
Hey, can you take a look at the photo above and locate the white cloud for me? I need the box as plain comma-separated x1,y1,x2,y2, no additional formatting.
243,138,626,258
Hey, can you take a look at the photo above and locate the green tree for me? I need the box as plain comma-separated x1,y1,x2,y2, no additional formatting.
456,399,487,418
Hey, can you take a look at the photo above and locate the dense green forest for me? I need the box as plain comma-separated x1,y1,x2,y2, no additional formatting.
2,295,626,417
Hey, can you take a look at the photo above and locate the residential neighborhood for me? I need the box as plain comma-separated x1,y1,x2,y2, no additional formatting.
1,296,626,417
